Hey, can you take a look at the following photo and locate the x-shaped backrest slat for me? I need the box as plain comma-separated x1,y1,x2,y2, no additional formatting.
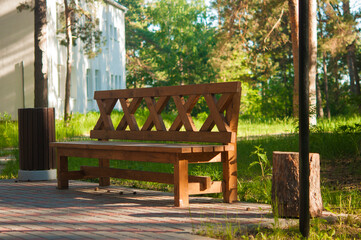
170,95,199,131
117,97,142,131
141,96,169,131
94,98,118,130
200,93,233,132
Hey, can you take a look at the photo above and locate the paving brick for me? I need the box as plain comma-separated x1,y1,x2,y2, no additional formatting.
0,179,299,240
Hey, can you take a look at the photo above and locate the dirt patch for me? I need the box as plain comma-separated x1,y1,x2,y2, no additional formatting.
321,157,361,190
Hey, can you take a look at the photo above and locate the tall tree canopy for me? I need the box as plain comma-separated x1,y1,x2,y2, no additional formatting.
119,0,361,118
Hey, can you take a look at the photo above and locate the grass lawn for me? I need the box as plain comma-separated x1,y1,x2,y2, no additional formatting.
1,111,360,239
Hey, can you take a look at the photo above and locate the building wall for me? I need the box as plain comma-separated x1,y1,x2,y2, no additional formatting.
0,0,126,119
0,0,35,119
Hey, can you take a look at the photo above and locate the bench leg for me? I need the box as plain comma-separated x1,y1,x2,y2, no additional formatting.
174,159,189,207
57,155,69,189
222,151,237,203
99,159,110,187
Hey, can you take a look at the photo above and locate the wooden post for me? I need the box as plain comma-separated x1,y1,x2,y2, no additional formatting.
272,152,322,218
174,158,189,207
57,155,69,189
99,159,110,186
222,149,237,203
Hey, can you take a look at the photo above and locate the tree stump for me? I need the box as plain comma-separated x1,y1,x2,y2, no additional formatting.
272,151,323,218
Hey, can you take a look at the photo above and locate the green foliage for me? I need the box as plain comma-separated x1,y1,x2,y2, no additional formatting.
0,113,18,149
56,0,105,59
249,145,271,179
0,149,19,179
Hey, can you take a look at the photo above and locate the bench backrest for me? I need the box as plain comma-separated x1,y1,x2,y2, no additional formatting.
90,82,241,144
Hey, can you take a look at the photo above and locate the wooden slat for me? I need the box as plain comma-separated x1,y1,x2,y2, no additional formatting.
170,95,200,131
94,99,117,130
119,98,139,131
142,96,168,131
80,166,211,190
117,97,142,130
56,147,177,163
187,153,222,163
201,94,230,132
172,96,197,131
188,181,223,195
60,170,85,180
90,130,234,144
189,175,211,191
94,82,242,99
81,166,174,184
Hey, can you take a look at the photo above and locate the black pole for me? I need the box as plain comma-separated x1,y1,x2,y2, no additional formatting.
299,0,310,237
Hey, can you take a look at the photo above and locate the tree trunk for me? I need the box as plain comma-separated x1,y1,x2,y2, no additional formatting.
64,0,73,121
323,52,331,119
34,0,48,108
288,0,299,118
346,43,357,94
308,0,317,126
316,74,324,118
272,152,323,218
332,55,340,114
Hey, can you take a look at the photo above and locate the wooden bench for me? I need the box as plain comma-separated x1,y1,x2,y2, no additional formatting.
50,82,242,207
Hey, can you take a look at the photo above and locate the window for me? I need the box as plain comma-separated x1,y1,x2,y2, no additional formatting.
111,74,114,89
86,69,93,99
115,75,118,89
114,27,117,41
110,24,113,40
95,70,101,90
56,3,65,36
57,65,65,98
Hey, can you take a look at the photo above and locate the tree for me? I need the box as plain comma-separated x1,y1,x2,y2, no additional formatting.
121,0,216,88
17,0,48,108
288,0,299,118
308,0,317,125
58,0,105,121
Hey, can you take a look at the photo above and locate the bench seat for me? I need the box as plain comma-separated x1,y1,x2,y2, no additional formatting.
51,141,234,154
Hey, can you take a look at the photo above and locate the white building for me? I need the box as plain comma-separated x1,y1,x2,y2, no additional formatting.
0,0,127,119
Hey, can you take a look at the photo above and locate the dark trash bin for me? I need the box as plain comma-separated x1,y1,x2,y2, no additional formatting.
18,108,56,180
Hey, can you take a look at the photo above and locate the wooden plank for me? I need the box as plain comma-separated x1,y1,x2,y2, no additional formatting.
119,98,139,131
80,166,174,184
184,152,222,163
51,141,193,153
18,109,24,170
201,94,230,132
172,96,197,131
90,130,234,144
117,97,142,130
60,170,84,180
53,148,178,163
94,82,242,99
80,166,211,190
200,93,233,132
229,92,241,134
170,95,200,131
174,159,189,207
94,99,117,131
142,96,168,131
189,175,211,191
188,181,223,195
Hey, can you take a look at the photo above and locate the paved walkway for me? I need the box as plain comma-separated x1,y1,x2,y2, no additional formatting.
0,180,295,240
